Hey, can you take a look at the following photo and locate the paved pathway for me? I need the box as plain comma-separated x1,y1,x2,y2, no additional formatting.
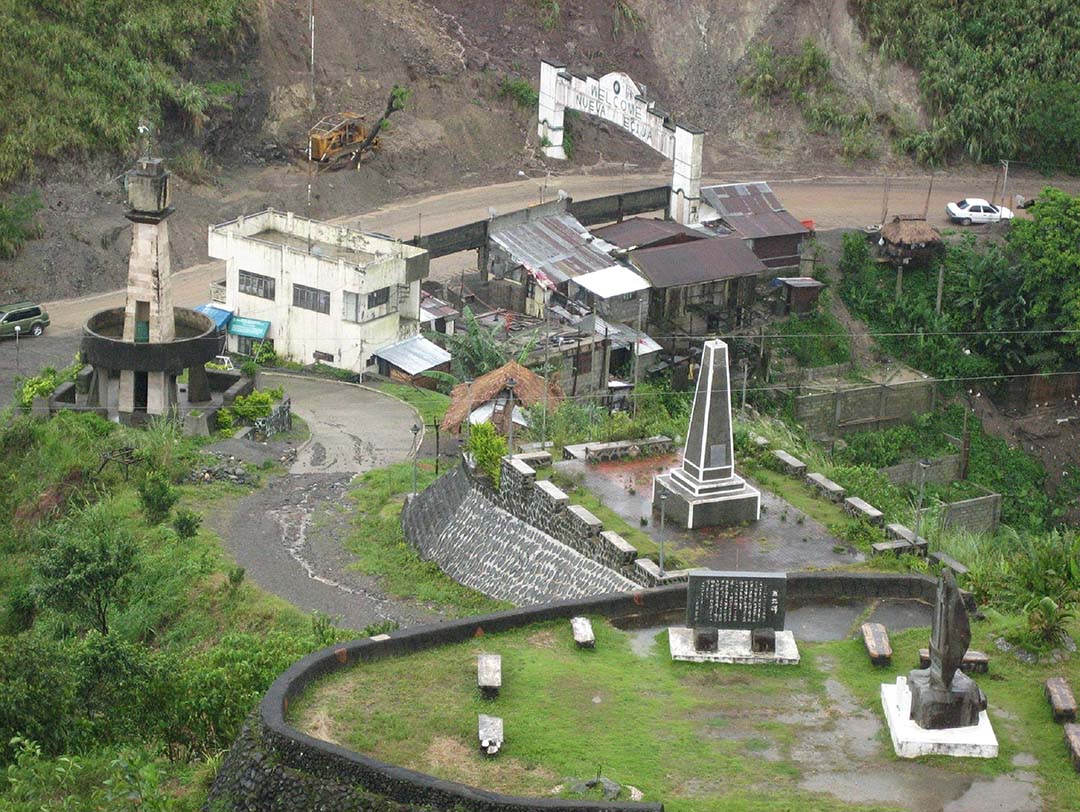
216,376,441,631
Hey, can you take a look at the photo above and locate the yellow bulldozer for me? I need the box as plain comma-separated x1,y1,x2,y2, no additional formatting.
308,112,380,163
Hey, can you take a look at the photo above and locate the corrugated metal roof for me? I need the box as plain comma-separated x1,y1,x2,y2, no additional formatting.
701,182,809,240
590,217,708,249
373,335,451,376
194,303,233,329
777,277,824,289
630,236,766,288
582,315,662,356
420,291,459,322
490,214,613,284
573,265,651,298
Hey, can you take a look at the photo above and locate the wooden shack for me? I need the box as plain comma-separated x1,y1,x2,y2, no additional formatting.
879,216,944,266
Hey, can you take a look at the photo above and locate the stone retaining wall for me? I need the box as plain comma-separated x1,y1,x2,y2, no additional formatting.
920,492,1002,535
207,573,947,812
879,455,961,487
796,378,935,439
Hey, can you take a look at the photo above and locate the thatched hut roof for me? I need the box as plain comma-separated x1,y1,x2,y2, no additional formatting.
440,361,564,434
880,216,942,246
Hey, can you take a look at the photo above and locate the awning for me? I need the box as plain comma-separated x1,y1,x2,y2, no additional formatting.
195,303,234,330
228,317,271,339
573,265,651,298
373,335,452,376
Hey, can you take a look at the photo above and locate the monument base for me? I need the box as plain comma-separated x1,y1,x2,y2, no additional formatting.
653,472,760,529
881,676,998,759
668,627,799,665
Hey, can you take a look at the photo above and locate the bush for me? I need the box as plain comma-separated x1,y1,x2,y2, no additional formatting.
0,191,44,258
468,421,507,486
138,470,178,525
171,508,202,539
500,76,539,108
228,389,275,422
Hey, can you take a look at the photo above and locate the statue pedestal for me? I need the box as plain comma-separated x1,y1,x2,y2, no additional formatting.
653,471,760,529
668,627,799,665
881,676,998,758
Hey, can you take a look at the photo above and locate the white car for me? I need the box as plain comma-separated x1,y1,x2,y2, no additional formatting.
945,198,1014,225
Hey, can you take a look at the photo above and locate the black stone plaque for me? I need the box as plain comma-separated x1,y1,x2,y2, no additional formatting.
686,570,787,631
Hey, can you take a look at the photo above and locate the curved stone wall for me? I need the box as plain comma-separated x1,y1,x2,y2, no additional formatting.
82,307,219,373
208,573,944,812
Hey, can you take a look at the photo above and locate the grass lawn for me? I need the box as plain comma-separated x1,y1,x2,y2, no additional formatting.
376,382,451,425
289,616,1080,812
343,462,510,618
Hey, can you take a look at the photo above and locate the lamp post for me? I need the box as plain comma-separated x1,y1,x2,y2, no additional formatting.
659,492,668,577
410,423,420,497
13,325,20,376
505,376,517,452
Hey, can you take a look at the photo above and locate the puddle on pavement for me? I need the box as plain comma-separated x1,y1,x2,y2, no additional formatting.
800,769,974,810
626,626,664,658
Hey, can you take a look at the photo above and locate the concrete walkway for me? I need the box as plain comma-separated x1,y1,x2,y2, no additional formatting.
218,376,441,631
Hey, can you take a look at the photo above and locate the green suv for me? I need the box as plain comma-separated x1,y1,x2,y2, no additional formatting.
0,301,50,338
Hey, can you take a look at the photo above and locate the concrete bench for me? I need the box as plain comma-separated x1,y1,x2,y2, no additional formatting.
844,496,884,526
571,616,595,649
1066,723,1080,772
928,551,969,575
872,539,918,555
861,622,892,667
806,472,845,502
772,450,807,476
478,714,504,756
1046,678,1078,723
874,524,928,556
919,648,989,674
477,654,502,698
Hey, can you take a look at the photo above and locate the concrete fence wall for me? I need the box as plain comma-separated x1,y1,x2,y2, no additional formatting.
879,454,962,487
920,492,1002,535
796,379,936,439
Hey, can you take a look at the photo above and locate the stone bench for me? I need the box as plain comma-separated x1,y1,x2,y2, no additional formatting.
806,472,845,502
1046,677,1078,723
571,616,595,649
772,449,807,476
871,524,928,556
1066,723,1080,772
929,551,969,575
477,654,502,698
872,539,919,555
861,622,892,667
513,451,552,468
919,648,989,674
844,496,884,526
478,714,504,756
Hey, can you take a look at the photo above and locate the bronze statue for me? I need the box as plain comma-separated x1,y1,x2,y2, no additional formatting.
908,568,987,729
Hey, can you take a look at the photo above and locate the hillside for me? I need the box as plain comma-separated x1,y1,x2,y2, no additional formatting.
1,0,1069,304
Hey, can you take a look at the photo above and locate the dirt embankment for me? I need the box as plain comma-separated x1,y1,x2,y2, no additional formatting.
1,0,922,305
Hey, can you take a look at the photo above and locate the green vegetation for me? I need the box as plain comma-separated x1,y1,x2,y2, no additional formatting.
289,616,1080,811
530,0,561,30
345,462,509,617
611,0,644,38
852,1,1080,169
500,76,539,109
12,354,82,409
0,1,255,182
739,39,879,161
770,296,851,367
377,381,450,424
468,422,507,486
0,191,44,258
428,307,535,386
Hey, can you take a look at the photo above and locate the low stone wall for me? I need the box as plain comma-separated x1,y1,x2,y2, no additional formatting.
880,455,961,487
920,491,1002,535
207,573,946,812
584,436,673,463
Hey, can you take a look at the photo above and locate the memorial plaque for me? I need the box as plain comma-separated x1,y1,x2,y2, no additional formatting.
686,570,786,631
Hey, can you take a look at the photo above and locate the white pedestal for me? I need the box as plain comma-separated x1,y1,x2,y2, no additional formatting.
881,676,998,758
668,627,800,665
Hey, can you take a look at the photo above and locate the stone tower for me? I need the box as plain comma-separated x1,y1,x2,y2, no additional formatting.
652,338,760,528
118,158,177,416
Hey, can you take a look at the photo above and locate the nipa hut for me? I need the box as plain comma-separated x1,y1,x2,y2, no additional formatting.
440,360,563,436
879,215,944,266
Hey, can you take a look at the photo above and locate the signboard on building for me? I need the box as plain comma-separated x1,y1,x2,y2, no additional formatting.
228,317,271,339
686,570,786,631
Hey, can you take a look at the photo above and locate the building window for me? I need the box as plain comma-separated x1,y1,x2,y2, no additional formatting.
236,336,272,357
293,283,330,314
367,286,390,308
239,270,276,300
343,291,362,322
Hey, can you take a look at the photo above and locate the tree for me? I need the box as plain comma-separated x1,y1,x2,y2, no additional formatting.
34,504,139,635
348,85,411,167
430,307,535,386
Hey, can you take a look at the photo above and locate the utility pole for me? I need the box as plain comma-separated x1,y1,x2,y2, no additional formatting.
936,264,945,315
741,359,748,411
309,0,316,108
542,303,550,446
1000,160,1010,209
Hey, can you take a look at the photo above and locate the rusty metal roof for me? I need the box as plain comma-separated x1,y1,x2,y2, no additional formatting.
590,217,708,249
701,182,809,240
489,214,613,284
629,236,766,288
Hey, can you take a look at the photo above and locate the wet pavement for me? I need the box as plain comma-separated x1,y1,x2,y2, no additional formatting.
557,453,863,572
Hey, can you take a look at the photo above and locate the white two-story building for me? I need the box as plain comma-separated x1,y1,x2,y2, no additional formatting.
208,209,432,372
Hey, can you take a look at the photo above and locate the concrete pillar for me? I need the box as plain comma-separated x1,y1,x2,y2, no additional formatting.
670,126,703,225
537,60,567,160
187,364,211,403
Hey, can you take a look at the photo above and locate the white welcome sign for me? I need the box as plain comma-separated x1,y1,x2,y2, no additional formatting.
537,60,703,225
